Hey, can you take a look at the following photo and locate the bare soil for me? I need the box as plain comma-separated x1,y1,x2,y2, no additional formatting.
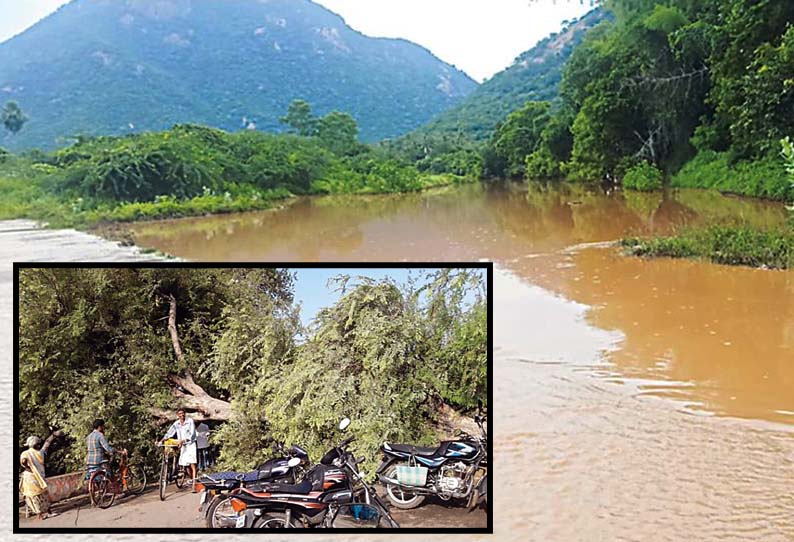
18,484,487,529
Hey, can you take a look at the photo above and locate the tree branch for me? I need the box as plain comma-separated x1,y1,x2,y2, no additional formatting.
159,293,232,421
167,293,185,365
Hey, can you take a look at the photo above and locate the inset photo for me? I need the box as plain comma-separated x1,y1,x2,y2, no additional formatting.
14,263,491,534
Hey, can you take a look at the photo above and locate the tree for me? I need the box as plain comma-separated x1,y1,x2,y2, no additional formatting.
18,267,487,476
488,101,551,178
279,99,317,137
782,137,794,212
317,111,359,155
17,268,295,473
2,101,28,135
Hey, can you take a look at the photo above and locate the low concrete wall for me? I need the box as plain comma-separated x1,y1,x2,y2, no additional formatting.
46,471,87,502
19,471,87,506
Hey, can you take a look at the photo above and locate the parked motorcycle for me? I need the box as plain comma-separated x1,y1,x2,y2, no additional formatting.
226,418,400,529
196,443,310,528
377,401,488,510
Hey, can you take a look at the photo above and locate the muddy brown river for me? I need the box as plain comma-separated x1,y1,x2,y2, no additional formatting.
96,184,794,539
125,183,794,541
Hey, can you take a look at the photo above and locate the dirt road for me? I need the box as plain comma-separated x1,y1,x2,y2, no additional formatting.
18,485,487,529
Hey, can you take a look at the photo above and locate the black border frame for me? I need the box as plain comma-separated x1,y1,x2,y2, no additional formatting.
13,261,494,535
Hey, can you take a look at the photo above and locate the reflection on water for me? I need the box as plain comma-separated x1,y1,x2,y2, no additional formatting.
127,183,794,540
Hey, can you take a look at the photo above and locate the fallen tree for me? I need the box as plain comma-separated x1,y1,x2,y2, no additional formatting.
153,293,232,423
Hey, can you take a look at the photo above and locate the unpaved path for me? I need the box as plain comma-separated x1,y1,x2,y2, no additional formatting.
18,485,486,529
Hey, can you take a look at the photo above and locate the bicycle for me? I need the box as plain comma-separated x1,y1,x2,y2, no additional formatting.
157,439,188,501
87,450,147,509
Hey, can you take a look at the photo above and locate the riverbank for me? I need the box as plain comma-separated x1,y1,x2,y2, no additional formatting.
622,223,794,270
0,220,174,262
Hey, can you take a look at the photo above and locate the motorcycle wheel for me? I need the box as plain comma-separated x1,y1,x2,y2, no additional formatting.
254,512,300,528
208,495,239,528
383,464,426,510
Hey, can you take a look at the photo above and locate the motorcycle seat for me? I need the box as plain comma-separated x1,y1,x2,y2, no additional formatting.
255,478,314,495
202,470,261,483
388,443,440,457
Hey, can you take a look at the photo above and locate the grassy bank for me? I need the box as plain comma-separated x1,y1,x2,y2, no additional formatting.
670,151,793,202
622,225,794,270
0,124,472,228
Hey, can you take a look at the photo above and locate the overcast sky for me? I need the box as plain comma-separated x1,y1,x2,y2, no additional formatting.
0,0,593,81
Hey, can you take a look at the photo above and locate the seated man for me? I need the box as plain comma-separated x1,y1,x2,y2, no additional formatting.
85,419,124,478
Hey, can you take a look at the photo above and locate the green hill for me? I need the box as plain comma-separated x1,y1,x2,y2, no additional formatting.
0,0,477,150
419,8,607,140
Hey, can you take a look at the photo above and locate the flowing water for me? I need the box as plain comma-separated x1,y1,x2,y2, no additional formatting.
125,183,794,541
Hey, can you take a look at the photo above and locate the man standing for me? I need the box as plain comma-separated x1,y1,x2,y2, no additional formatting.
158,408,198,491
196,422,211,471
86,419,124,476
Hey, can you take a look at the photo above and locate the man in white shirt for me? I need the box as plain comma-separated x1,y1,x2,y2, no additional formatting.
157,408,198,491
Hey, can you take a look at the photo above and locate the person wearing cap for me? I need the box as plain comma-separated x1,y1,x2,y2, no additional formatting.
19,433,59,520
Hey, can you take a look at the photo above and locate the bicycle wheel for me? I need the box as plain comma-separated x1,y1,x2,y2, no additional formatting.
124,463,147,495
89,470,115,509
159,459,168,501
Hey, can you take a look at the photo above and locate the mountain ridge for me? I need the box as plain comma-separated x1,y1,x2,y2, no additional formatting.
0,0,477,150
417,8,608,140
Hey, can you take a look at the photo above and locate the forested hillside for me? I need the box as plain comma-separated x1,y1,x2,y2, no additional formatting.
0,0,476,150
486,0,794,201
418,9,607,141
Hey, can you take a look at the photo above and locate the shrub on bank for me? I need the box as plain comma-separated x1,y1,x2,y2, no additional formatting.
622,225,794,269
622,161,663,191
671,150,792,201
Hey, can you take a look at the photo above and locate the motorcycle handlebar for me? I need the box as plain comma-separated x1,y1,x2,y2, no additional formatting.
338,436,355,449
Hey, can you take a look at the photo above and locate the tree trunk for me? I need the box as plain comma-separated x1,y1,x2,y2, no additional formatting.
433,403,480,437
155,293,232,422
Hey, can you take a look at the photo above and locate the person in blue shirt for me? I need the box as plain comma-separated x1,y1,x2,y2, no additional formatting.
86,419,125,477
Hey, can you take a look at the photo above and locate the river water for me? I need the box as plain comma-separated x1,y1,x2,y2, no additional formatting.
117,184,794,539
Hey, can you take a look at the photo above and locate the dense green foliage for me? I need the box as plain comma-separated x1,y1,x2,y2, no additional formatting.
0,105,475,226
623,161,663,191
670,150,791,201
377,133,484,180
782,137,794,195
485,101,551,178
486,0,794,200
623,225,794,269
419,9,607,141
2,101,27,135
0,0,476,151
18,268,487,476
